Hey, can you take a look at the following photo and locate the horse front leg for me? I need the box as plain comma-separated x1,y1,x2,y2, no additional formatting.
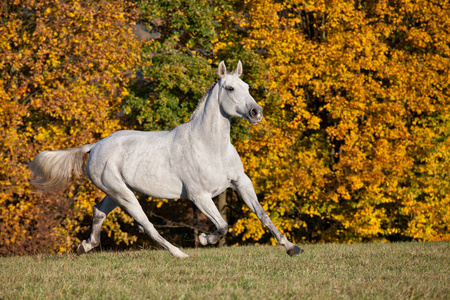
232,174,303,256
190,195,228,246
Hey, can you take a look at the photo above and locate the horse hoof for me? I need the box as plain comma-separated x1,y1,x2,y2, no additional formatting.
172,248,190,258
76,240,88,255
286,245,303,256
199,233,208,246
176,252,190,259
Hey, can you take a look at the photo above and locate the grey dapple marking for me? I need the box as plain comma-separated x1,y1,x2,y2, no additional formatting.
29,61,303,258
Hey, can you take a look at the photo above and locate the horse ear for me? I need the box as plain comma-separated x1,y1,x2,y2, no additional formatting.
235,60,243,77
218,61,227,78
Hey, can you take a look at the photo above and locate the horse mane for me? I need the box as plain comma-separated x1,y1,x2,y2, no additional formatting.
189,81,218,120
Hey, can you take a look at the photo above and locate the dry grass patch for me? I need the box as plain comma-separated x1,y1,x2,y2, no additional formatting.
1,242,448,299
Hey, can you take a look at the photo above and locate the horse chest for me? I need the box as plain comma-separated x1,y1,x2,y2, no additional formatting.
181,147,232,196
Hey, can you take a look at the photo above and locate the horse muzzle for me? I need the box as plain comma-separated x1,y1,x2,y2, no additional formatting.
248,106,263,125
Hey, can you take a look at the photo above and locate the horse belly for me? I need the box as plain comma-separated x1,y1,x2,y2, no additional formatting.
211,180,230,198
124,158,185,199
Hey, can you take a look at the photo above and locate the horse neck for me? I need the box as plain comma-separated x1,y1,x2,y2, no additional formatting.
190,83,231,147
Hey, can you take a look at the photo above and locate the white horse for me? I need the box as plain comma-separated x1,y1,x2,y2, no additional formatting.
29,61,303,258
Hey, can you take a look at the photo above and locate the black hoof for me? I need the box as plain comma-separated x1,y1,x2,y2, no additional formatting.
287,245,304,256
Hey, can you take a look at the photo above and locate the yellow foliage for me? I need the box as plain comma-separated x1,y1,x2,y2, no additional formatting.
2,0,449,255
229,0,450,243
0,0,140,255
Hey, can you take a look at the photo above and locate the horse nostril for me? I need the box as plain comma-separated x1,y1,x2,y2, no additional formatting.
250,108,259,118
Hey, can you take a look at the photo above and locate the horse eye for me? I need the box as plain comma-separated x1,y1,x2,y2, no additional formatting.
225,86,234,91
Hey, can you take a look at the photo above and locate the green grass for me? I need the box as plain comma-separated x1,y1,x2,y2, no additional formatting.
1,242,448,299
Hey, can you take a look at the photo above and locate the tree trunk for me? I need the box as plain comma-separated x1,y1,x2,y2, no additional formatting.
216,190,228,247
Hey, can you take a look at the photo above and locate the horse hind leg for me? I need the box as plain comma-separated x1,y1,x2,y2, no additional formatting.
138,214,190,258
77,195,117,254
107,184,190,258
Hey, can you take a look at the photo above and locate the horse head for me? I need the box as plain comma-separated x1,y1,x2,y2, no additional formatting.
217,61,263,125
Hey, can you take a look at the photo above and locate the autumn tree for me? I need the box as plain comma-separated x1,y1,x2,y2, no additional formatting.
2,0,448,256
118,0,253,246
231,0,450,243
0,0,141,255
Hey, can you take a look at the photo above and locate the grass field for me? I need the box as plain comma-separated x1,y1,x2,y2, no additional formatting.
1,242,448,299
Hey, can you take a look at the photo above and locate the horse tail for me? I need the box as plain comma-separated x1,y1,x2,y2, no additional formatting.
29,144,95,191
